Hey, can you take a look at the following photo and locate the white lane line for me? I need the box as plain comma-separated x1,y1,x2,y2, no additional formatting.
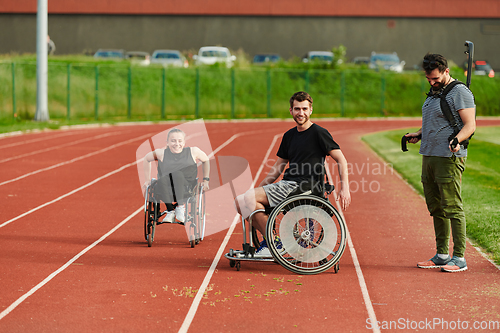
0,133,154,187
0,130,248,322
178,133,281,333
0,131,82,150
0,160,140,229
209,134,239,158
0,131,122,164
344,225,380,333
208,129,269,158
325,164,380,333
0,129,239,227
0,206,143,321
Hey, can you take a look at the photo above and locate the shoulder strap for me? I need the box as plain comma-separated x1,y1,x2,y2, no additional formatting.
439,80,474,148
439,80,464,131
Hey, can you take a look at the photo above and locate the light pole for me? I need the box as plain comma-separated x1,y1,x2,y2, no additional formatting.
34,0,49,122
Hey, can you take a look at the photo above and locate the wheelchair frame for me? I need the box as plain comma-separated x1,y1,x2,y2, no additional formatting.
144,178,206,248
225,182,347,275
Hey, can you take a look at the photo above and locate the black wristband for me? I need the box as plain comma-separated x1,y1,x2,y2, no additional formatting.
203,177,210,181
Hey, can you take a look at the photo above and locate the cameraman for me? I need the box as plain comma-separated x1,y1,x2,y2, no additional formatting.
406,53,475,273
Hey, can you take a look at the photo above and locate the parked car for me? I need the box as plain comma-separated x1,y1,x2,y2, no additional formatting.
369,52,405,72
353,56,370,65
193,46,236,68
464,60,495,78
302,51,334,64
93,49,125,60
253,54,281,65
125,51,150,66
151,50,189,68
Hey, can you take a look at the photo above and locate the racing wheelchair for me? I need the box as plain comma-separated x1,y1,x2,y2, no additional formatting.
144,178,206,248
225,179,347,275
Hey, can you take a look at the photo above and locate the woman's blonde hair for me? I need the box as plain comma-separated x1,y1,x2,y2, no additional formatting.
167,128,186,141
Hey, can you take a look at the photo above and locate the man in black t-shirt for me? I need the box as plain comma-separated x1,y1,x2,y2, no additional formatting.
236,91,351,257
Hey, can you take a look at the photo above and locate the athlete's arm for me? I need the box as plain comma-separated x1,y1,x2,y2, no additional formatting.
258,157,288,187
328,149,351,210
143,149,163,187
191,147,210,189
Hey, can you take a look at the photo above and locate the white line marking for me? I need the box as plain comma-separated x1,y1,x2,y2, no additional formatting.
0,131,81,150
208,129,269,158
179,133,281,333
209,134,239,157
366,153,500,272
0,206,143,321
0,133,154,187
325,164,380,333
0,129,250,322
178,214,239,333
0,131,122,164
0,160,140,229
0,128,237,227
344,225,380,333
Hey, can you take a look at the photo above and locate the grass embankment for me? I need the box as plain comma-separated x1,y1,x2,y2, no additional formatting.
362,126,500,265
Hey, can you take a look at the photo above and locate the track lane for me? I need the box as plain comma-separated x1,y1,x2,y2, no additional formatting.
0,126,265,331
0,129,164,224
0,130,86,150
0,129,125,163
332,120,500,329
0,127,155,182
185,124,375,332
0,120,499,332
0,132,156,187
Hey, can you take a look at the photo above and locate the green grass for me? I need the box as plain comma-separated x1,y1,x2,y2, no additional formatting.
1,53,499,135
2,54,500,129
362,126,500,265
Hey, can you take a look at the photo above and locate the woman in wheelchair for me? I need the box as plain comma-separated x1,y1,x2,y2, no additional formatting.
143,128,210,223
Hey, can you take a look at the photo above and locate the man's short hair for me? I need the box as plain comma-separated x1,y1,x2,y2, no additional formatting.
423,53,448,74
289,91,313,108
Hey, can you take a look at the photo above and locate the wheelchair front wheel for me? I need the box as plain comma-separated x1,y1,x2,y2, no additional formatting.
144,200,157,247
187,184,206,247
195,185,206,243
266,195,347,275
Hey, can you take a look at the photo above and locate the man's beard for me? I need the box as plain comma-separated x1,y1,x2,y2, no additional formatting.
294,115,309,125
431,81,445,91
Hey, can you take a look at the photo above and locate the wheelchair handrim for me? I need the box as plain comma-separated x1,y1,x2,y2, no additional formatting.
266,195,347,274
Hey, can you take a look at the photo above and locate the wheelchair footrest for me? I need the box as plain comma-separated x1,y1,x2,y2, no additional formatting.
242,243,255,257
224,250,274,262
157,221,184,226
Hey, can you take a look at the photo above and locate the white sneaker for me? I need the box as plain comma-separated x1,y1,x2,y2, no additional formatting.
175,205,185,223
164,210,175,223
254,245,272,258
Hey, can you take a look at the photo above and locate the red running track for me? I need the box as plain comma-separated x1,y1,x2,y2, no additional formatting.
0,119,499,333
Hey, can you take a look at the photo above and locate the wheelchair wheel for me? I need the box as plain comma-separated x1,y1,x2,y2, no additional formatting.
186,186,197,248
266,195,347,275
195,185,206,243
144,188,151,241
187,184,206,247
144,199,157,247
144,203,150,241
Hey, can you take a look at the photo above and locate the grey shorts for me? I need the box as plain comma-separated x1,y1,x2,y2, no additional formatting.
262,180,298,207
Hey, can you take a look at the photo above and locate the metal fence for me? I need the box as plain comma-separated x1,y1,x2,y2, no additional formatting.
1,61,498,121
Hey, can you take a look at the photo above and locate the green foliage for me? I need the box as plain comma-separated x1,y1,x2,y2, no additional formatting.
362,127,500,265
332,44,347,65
